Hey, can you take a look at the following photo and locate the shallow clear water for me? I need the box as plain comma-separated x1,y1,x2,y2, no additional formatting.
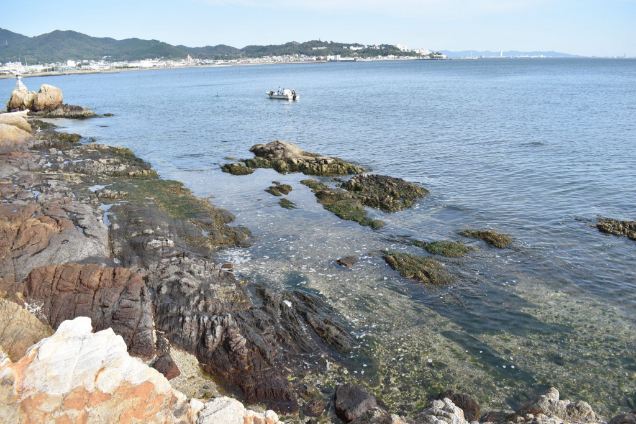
4,59,636,416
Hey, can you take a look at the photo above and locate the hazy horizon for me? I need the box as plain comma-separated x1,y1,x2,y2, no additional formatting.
3,0,635,57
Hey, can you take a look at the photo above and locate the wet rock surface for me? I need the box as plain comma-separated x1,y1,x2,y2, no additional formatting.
338,255,359,269
301,179,385,229
423,241,470,258
341,174,427,212
382,252,454,284
266,181,293,196
335,383,385,422
597,217,636,241
458,229,512,249
224,140,364,176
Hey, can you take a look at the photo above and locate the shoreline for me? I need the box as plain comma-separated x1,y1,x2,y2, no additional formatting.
0,98,632,422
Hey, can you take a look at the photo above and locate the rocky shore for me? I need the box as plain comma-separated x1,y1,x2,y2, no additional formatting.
0,85,633,423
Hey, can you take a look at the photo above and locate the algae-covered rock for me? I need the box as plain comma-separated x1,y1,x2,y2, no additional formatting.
341,174,427,212
382,252,453,284
278,198,296,209
597,217,636,241
266,182,293,196
222,162,254,175
301,179,384,230
458,229,512,249
226,140,363,176
424,241,469,258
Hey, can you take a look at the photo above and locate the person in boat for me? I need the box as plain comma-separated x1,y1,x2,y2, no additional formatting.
278,86,282,95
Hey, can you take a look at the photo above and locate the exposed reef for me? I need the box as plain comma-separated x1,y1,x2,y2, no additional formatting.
458,229,512,249
223,140,364,176
597,217,636,241
421,241,470,258
341,174,427,212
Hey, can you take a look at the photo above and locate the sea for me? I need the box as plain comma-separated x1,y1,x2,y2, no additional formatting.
3,58,635,417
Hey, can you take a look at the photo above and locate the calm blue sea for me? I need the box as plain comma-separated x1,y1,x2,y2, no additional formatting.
3,59,636,415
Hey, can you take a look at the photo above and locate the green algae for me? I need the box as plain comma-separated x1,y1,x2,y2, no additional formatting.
424,241,469,258
266,182,293,197
221,162,254,175
341,174,428,212
458,229,512,249
301,179,384,230
382,252,454,284
279,198,297,210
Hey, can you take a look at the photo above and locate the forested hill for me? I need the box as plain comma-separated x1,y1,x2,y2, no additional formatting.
0,28,417,63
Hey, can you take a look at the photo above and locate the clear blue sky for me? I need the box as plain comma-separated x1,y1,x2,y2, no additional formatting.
2,0,635,56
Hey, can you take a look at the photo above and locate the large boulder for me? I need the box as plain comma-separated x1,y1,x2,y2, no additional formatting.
6,89,36,111
0,112,32,133
0,123,32,148
509,388,597,423
33,84,63,112
0,317,195,423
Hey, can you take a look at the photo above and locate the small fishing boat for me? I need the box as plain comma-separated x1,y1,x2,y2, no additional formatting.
267,88,299,100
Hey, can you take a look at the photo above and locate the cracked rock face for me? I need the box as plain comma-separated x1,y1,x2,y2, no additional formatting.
0,316,194,424
25,263,156,359
0,201,109,291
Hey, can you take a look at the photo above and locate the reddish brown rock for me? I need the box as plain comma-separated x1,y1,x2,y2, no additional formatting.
25,263,155,359
153,353,181,380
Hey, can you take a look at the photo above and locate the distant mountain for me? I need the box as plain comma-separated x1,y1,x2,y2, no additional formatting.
441,50,579,58
0,28,417,63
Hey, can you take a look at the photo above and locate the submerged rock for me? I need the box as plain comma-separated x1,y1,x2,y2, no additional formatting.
303,398,326,417
225,140,364,176
337,256,359,269
350,407,393,424
335,383,385,422
266,181,293,196
597,217,636,241
458,229,512,249
341,174,427,212
382,252,454,284
279,198,297,209
301,179,384,230
424,241,469,258
0,316,195,423
609,411,636,424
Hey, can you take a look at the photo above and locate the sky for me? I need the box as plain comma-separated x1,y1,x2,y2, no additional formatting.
2,0,635,56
